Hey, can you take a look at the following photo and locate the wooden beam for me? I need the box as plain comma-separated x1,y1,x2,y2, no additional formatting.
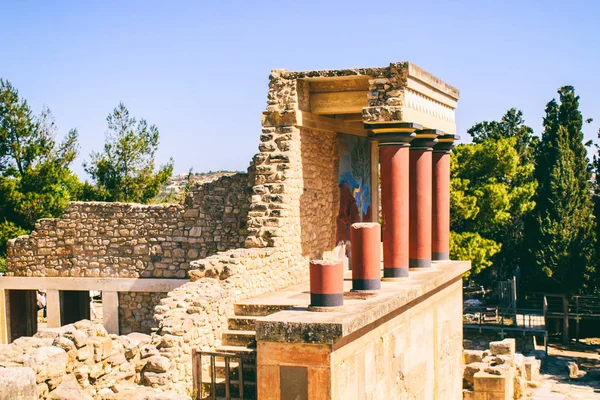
336,113,364,122
296,111,368,137
308,77,370,93
310,91,368,115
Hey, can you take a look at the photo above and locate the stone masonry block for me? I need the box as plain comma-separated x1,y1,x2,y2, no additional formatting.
464,349,484,364
489,339,515,356
474,371,511,395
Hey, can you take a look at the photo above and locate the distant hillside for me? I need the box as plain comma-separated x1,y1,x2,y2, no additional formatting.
155,170,242,203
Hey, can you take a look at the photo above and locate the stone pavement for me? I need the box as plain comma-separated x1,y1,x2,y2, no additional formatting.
531,345,600,400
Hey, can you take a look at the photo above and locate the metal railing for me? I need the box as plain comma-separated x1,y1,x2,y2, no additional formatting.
192,349,256,400
463,306,546,331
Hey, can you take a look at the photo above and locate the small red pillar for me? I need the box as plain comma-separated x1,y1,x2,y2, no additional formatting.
309,260,344,308
350,222,381,291
366,123,419,279
432,134,458,261
409,130,439,268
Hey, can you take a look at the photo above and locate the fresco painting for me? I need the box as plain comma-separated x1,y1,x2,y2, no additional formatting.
336,134,371,244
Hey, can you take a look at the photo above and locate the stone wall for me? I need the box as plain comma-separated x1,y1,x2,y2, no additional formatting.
6,174,249,279
150,246,310,393
299,128,339,259
118,292,166,335
329,279,464,400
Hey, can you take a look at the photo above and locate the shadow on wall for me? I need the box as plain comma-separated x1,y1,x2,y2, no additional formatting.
299,128,339,260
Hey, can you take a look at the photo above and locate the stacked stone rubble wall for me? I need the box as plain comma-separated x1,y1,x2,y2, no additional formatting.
6,173,250,279
118,292,167,335
0,319,188,399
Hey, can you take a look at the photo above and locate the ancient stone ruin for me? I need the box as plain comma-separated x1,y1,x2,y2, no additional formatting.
0,62,484,399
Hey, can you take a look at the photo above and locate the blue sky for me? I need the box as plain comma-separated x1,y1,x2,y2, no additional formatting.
2,0,599,177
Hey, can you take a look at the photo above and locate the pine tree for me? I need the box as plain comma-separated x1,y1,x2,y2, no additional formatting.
525,87,596,293
84,103,173,203
591,129,600,293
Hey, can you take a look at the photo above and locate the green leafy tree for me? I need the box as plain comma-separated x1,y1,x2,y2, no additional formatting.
84,103,173,203
0,79,81,270
451,116,537,279
524,87,596,293
468,108,539,164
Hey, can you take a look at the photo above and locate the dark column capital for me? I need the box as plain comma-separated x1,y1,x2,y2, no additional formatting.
411,129,441,150
433,134,460,153
366,122,421,147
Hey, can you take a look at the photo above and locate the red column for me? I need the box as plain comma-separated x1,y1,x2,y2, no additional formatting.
432,134,458,261
409,131,439,268
366,124,419,279
309,260,344,308
350,222,381,291
380,145,410,277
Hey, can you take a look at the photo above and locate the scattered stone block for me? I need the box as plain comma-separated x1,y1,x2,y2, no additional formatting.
513,375,526,399
48,374,93,400
0,367,38,400
23,345,68,383
464,349,484,364
145,355,170,373
567,361,580,378
474,371,514,399
89,336,113,362
489,339,516,356
140,344,159,359
464,362,487,388
524,356,541,383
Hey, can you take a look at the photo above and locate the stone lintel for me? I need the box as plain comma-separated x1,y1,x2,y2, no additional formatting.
255,260,470,345
406,62,460,101
0,277,188,292
277,62,460,101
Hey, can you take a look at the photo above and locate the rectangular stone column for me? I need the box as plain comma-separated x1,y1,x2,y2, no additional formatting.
46,289,61,328
102,291,119,335
370,140,379,223
0,289,7,344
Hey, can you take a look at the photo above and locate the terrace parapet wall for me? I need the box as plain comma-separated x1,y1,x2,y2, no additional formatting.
6,173,250,279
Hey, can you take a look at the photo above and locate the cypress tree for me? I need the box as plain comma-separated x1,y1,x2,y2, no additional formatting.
525,86,596,293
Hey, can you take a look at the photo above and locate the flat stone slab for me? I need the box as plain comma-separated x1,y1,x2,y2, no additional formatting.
255,260,469,344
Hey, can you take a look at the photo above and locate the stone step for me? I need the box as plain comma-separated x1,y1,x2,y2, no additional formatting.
215,345,257,355
214,360,257,381
228,316,258,331
234,303,293,317
214,377,256,398
222,330,256,347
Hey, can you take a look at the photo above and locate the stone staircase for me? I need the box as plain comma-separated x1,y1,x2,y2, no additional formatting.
204,303,293,399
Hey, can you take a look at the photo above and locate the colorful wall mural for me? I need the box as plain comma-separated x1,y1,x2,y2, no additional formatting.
336,134,371,244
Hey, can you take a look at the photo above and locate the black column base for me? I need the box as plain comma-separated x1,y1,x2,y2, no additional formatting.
310,293,343,307
383,267,409,278
409,258,432,268
352,279,381,291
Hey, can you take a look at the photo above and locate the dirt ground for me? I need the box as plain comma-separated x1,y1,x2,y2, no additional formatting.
531,339,600,399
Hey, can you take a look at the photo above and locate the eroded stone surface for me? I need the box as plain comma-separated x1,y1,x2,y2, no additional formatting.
0,367,38,400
